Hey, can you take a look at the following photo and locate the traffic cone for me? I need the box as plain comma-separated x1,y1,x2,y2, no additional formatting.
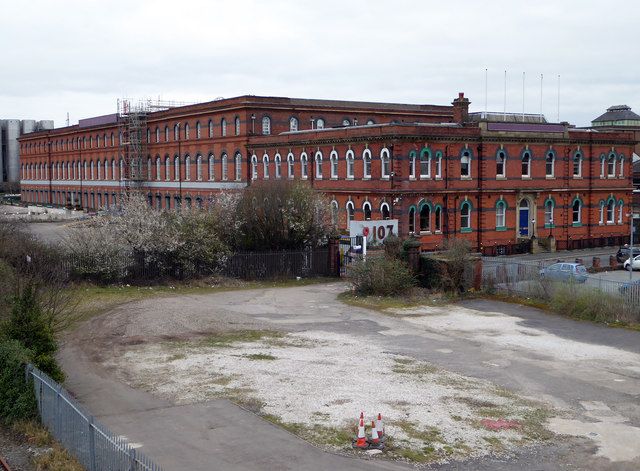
353,417,368,449
375,413,385,441
370,420,381,447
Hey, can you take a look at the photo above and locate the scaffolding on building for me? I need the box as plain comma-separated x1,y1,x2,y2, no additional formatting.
117,98,193,191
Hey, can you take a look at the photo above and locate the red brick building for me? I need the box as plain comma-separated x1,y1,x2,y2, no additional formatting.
18,93,636,255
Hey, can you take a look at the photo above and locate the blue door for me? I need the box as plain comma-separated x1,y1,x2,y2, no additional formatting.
519,207,529,236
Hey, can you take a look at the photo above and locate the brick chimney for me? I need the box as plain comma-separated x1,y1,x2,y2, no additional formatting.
452,92,470,124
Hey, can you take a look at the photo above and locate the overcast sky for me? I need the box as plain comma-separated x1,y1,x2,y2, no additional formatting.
1,0,638,128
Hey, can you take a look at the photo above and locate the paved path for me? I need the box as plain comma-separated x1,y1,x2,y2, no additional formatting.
60,283,640,470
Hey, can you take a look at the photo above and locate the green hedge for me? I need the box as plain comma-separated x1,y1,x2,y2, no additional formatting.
0,339,36,424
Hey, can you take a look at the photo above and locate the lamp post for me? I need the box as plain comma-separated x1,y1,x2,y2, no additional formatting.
629,209,635,281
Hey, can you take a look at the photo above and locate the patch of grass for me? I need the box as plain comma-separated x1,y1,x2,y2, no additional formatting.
392,358,438,376
166,353,186,362
244,353,277,361
210,375,235,386
262,414,353,448
482,435,505,451
394,447,438,463
391,419,443,444
520,407,554,441
455,397,499,409
13,420,52,447
12,420,84,471
337,288,449,313
201,330,284,348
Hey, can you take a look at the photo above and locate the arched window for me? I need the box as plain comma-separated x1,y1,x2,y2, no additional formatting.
208,120,213,138
164,126,169,142
184,155,191,180
119,159,124,180
545,151,555,177
408,207,416,233
572,198,582,225
251,154,258,180
235,152,242,181
380,202,390,220
208,154,215,180
618,200,624,224
221,118,227,137
195,122,201,139
316,118,325,130
599,201,606,225
174,156,180,181
196,155,202,180
544,199,554,227
434,206,442,232
156,157,161,180
607,153,616,177
461,150,471,178
346,150,355,179
103,159,109,180
221,153,228,180
496,200,506,229
275,153,282,179
573,152,582,177
521,151,531,177
287,153,295,178
263,153,270,179
346,201,355,221
90,160,95,180
460,201,471,230
155,127,160,143
381,148,390,179
435,152,442,179
235,117,241,136
330,151,338,179
363,149,372,179
607,198,616,224
315,151,323,178
409,151,416,179
420,149,430,178
619,155,625,177
419,204,431,232
301,152,308,179
174,124,180,141
289,117,298,132
165,156,171,181
496,150,506,177
331,201,339,225
262,116,271,135
363,202,372,220
184,123,190,140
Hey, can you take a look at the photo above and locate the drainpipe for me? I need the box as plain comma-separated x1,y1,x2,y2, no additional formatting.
477,141,483,253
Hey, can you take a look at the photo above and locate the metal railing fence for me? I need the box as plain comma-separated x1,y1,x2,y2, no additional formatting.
482,259,640,322
27,364,164,471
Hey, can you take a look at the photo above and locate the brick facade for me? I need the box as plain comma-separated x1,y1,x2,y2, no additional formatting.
18,94,636,255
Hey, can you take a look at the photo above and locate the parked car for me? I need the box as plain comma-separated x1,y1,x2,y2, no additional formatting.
616,245,640,263
619,279,640,297
539,263,588,283
623,255,640,271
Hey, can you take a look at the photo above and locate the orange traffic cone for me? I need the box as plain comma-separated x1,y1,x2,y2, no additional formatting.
370,420,380,446
353,417,368,449
375,413,385,441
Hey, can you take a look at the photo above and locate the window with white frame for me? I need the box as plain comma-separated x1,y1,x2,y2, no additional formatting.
363,149,371,179
346,201,355,221
209,154,215,180
262,116,271,135
251,154,258,180
573,152,582,177
381,202,390,220
619,156,625,177
461,150,471,177
435,152,442,178
287,153,294,178
408,207,415,233
165,157,171,181
164,127,169,142
331,201,339,225
174,156,180,181
330,151,338,179
119,159,124,180
104,160,109,180
174,124,179,141
434,206,442,232
607,199,615,223
235,152,242,181
600,155,606,177
363,202,372,220
185,123,190,140
618,201,624,224
289,117,298,132
235,117,240,136
381,148,390,179
315,152,323,179
496,150,506,177
275,153,282,179
420,150,430,178
521,151,531,177
221,118,227,137
572,199,582,224
301,152,308,179
346,150,355,179
196,155,202,180
496,201,506,228
316,118,325,130
607,153,616,177
196,122,201,139
461,201,471,229
545,151,555,177
599,202,605,224
156,157,161,180
221,154,228,180
208,120,213,138
409,151,416,179
420,204,430,232
155,127,160,143
263,154,270,178
544,200,554,227
184,155,191,180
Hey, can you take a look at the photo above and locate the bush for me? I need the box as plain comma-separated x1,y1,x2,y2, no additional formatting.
349,256,415,296
550,283,629,324
383,235,402,259
0,339,37,424
3,286,64,383
417,255,444,289
439,239,474,293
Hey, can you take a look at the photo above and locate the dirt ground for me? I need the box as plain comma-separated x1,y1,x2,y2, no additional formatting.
0,425,37,471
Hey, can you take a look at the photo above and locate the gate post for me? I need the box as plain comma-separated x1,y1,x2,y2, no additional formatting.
88,416,97,471
328,237,340,277
405,238,422,274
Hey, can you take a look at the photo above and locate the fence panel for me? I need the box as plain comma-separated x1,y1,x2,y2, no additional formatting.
28,365,164,471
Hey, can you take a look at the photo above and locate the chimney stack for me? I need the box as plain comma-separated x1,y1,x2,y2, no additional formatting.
452,92,470,124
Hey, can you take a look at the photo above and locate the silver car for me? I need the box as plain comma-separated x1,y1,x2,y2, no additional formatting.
539,262,588,283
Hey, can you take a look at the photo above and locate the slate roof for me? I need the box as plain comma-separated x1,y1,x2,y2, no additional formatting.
592,105,640,123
